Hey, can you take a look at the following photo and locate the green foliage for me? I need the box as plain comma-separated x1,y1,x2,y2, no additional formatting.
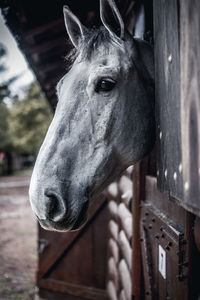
0,102,11,151
9,83,53,154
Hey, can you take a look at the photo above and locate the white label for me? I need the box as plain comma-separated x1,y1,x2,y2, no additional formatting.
158,245,166,279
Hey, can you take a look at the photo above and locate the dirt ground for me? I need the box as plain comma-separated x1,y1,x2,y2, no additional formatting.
0,170,38,300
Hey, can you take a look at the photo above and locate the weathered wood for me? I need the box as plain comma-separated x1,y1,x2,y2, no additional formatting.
118,259,132,300
179,0,200,216
145,176,186,227
154,0,182,196
40,288,83,300
140,202,190,300
132,161,145,299
119,230,132,270
154,0,200,216
39,278,107,300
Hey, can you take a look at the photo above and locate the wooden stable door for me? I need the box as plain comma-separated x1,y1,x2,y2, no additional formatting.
37,195,109,300
140,175,191,300
135,0,200,299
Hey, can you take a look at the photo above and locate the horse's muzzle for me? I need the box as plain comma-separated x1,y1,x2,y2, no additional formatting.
36,191,89,232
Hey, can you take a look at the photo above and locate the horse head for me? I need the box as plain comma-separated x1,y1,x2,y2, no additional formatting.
29,0,155,231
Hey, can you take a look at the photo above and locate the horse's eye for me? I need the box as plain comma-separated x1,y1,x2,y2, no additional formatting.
96,79,116,93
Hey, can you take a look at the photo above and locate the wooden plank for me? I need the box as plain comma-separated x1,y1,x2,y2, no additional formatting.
92,203,109,288
23,19,65,41
154,0,200,216
145,176,186,227
39,278,107,300
140,202,189,300
38,195,107,279
132,161,146,299
179,0,200,215
40,288,83,300
154,0,182,196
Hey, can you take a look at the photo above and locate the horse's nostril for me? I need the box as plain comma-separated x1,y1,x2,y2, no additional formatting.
44,191,66,222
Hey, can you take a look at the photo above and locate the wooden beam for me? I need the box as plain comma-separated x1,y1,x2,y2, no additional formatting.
39,278,107,300
132,161,146,299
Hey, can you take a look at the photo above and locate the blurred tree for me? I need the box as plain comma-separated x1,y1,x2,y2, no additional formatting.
0,43,18,104
9,82,52,154
0,102,11,151
0,43,10,103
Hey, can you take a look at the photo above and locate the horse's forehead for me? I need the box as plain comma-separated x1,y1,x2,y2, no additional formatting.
89,44,129,70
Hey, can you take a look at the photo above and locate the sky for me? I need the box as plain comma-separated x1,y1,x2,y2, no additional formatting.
0,10,35,97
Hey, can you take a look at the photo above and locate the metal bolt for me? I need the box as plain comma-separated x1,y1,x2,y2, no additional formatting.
148,224,152,229
152,218,155,222
146,291,150,295
160,226,163,231
161,233,165,238
173,172,177,180
165,245,170,250
155,234,160,239
168,54,172,62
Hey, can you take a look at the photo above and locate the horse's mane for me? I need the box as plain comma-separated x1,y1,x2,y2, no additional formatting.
65,26,111,72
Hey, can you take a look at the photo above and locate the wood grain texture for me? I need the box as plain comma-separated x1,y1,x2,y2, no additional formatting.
180,0,200,215
154,0,182,197
39,278,107,300
154,0,200,216
38,195,107,278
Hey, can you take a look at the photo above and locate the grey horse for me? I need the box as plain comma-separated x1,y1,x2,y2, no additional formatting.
29,0,155,232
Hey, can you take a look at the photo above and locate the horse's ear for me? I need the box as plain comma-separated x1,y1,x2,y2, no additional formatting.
63,6,87,48
100,0,125,40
